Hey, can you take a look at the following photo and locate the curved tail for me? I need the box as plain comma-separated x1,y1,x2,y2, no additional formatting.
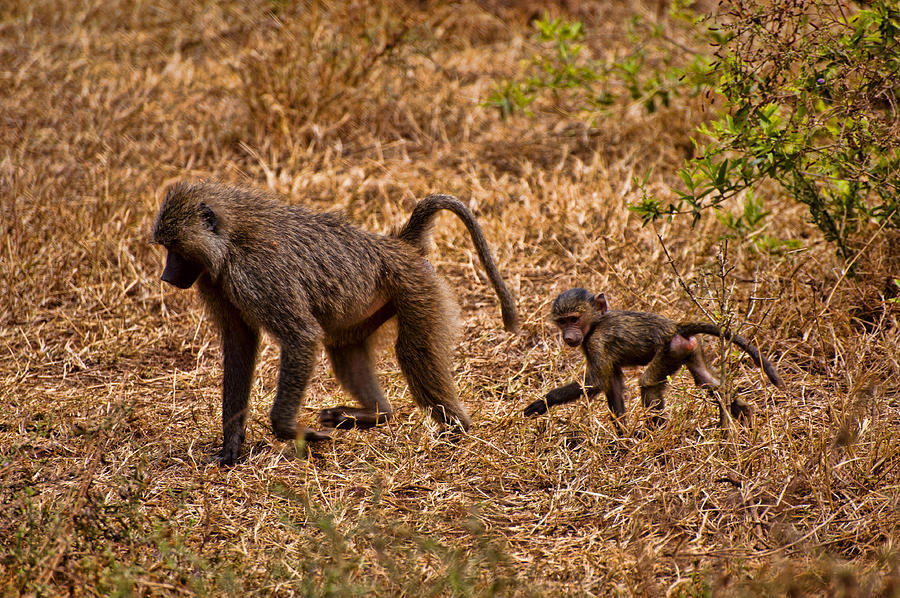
676,322,784,388
397,194,520,333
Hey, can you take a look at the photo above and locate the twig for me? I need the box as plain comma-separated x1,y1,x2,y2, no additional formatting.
655,231,714,321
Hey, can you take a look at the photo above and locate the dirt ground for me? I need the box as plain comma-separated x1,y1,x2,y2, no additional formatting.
2,1,898,596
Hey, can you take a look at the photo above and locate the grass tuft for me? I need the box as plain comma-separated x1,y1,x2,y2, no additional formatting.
2,0,899,595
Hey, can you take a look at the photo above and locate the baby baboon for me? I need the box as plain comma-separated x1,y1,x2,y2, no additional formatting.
524,288,783,427
153,181,519,464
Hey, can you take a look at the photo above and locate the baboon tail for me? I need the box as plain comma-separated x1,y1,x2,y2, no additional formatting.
677,322,784,388
397,194,520,333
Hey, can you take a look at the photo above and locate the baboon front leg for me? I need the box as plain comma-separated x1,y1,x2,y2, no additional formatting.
580,357,627,427
219,314,260,466
320,343,393,429
524,382,600,416
199,285,261,466
270,334,331,443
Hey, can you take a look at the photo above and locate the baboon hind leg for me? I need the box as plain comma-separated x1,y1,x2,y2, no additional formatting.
394,281,471,432
726,397,754,426
639,350,683,426
683,340,753,427
605,365,627,433
320,343,393,429
683,338,719,389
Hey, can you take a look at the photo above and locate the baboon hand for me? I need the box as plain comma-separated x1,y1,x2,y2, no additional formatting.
525,383,581,416
524,397,550,417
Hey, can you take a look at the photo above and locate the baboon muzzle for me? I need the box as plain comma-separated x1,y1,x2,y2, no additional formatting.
161,250,203,289
563,329,582,347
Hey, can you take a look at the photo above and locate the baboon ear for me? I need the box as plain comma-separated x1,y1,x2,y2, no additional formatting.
198,202,217,232
593,292,608,314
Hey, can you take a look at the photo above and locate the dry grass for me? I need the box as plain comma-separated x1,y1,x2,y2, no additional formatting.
2,1,899,596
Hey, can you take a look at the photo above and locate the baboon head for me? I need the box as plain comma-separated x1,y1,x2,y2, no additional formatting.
551,288,607,347
152,182,228,288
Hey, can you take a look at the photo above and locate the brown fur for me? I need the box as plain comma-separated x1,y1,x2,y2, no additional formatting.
153,181,518,464
524,288,783,428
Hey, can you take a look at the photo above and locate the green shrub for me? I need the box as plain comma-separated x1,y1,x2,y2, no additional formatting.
485,1,900,260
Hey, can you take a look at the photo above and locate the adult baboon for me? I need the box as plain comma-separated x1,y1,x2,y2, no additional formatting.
153,181,519,464
524,288,783,427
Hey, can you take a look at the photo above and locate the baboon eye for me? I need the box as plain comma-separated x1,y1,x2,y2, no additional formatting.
199,202,217,232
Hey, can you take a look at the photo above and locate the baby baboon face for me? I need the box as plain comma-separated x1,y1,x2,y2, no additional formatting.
555,313,588,347
550,288,608,347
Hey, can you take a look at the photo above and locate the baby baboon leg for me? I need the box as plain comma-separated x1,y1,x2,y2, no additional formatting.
711,390,730,428
707,390,753,428
683,339,720,389
640,350,683,427
524,382,586,416
605,365,626,419
320,343,392,429
270,333,319,442
639,350,681,411
640,384,669,428
605,366,627,432
684,341,753,428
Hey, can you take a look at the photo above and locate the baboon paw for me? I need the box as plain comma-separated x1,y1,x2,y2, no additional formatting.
318,407,353,428
524,399,548,417
271,423,298,441
302,427,333,442
218,446,241,466
729,401,754,427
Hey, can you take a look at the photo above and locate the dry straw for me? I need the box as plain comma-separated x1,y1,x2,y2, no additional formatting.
2,0,898,596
